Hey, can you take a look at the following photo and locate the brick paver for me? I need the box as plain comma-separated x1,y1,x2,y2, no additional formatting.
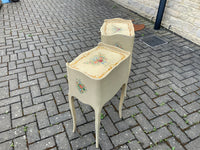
0,0,200,149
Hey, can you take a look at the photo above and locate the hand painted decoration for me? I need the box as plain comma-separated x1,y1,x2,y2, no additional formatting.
76,80,86,93
112,26,122,33
84,53,107,65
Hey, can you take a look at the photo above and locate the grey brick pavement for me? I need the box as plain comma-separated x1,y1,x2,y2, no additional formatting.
0,0,200,149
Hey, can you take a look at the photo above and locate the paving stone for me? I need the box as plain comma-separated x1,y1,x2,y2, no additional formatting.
0,87,9,100
99,128,113,150
0,67,7,77
49,111,71,125
40,123,64,139
58,103,70,113
0,96,21,107
185,137,200,150
64,120,80,140
53,91,66,105
140,94,156,109
183,102,200,113
105,105,121,123
10,87,29,97
29,137,55,150
24,103,45,115
55,132,71,150
154,95,172,105
11,102,22,119
185,124,200,139
127,88,144,97
137,103,156,119
111,130,134,147
128,140,143,150
132,126,151,148
0,113,11,132
168,124,190,144
21,93,33,107
146,143,170,150
135,114,153,132
0,141,13,150
78,121,95,135
122,106,139,119
30,85,41,98
183,93,199,103
36,110,50,129
115,117,137,132
9,79,18,91
168,112,189,129
168,137,185,150
45,100,59,116
14,135,28,150
152,104,171,116
0,126,25,143
186,112,200,125
149,127,171,144
101,116,118,136
0,105,9,115
124,97,142,108
71,133,94,150
150,115,172,128
33,94,53,104
12,114,36,128
168,101,188,117
27,122,40,144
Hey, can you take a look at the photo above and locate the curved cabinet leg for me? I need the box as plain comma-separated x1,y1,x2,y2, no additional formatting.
69,95,76,132
119,83,127,118
95,107,102,148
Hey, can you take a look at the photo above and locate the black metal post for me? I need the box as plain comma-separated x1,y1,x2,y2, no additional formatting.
154,0,167,30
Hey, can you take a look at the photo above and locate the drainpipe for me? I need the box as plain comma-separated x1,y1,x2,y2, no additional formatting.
154,0,167,30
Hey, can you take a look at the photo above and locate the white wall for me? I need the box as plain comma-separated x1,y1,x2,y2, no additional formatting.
113,0,200,45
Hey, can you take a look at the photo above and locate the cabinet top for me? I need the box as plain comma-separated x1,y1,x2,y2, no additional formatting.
69,43,130,79
101,18,135,36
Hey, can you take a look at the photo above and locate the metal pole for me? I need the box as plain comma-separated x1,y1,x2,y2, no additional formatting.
154,0,167,30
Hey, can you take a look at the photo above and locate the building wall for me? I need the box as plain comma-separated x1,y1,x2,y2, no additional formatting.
113,0,200,45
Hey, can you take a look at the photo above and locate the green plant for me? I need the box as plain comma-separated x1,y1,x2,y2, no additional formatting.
153,127,157,132
160,102,165,106
155,92,159,96
183,114,187,118
172,147,175,150
112,5,117,9
170,109,175,112
64,75,67,78
10,143,14,147
101,113,105,119
24,126,28,132
141,34,144,36
185,120,189,124
28,34,32,37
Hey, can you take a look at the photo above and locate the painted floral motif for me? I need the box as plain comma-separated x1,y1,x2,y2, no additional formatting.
112,26,122,33
84,53,107,65
115,43,123,49
76,80,86,94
